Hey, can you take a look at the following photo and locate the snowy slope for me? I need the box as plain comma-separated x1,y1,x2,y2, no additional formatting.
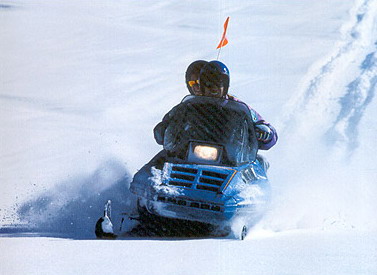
1,231,376,275
1,0,377,274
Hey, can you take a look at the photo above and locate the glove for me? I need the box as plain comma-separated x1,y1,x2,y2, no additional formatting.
255,124,272,143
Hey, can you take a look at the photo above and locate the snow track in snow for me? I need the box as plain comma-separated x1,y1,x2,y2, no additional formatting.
329,48,377,154
262,0,377,232
282,0,377,153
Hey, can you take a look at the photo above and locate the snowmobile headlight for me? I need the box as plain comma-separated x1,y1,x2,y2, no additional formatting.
187,142,223,163
194,145,218,161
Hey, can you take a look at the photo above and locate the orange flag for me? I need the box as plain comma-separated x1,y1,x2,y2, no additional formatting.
216,17,230,49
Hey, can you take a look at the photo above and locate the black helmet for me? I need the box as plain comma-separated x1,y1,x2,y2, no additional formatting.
185,60,208,95
199,60,230,97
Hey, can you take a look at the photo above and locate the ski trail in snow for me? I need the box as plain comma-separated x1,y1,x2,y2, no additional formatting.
328,50,377,154
281,0,377,155
261,0,377,233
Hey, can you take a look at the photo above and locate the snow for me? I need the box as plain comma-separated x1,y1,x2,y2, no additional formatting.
1,0,377,274
1,231,376,275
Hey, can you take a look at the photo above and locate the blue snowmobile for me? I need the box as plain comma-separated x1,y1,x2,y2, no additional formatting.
120,95,271,239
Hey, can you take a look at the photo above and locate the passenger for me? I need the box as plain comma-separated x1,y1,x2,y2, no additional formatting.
185,60,208,96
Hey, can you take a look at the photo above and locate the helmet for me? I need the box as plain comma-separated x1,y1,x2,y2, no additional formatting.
185,60,208,95
199,60,230,97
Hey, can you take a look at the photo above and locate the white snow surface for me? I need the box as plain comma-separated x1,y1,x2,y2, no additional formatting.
1,0,377,274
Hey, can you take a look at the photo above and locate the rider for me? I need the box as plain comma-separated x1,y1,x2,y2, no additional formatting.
153,60,277,168
197,60,278,150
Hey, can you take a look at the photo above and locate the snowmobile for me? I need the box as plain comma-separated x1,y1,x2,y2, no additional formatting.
96,95,271,240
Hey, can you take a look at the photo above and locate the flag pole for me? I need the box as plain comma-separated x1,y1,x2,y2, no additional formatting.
216,46,222,60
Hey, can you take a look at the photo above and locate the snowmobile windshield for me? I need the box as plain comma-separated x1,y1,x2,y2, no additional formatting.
163,95,258,166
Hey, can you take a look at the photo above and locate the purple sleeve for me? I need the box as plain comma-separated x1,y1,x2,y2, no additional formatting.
257,122,278,150
250,108,278,150
227,94,278,150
